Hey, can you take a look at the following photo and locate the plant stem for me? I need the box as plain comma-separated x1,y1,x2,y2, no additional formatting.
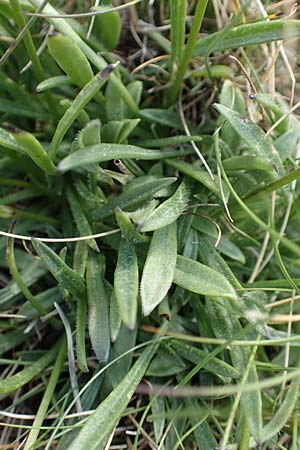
11,0,44,81
11,0,59,118
170,0,187,74
245,168,300,202
23,338,67,450
7,230,60,328
167,0,209,105
215,133,300,257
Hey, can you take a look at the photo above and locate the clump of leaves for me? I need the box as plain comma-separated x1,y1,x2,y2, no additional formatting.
1,1,300,449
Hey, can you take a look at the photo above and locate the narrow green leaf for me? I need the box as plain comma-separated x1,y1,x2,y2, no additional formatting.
66,186,99,251
105,77,127,121
65,339,159,450
0,127,23,152
173,255,237,300
139,180,190,232
0,340,60,394
191,64,232,79
261,377,300,443
245,365,263,441
73,241,89,372
147,345,186,376
127,80,143,109
171,340,240,379
222,155,274,171
19,286,63,320
243,167,300,203
152,396,165,443
47,34,94,88
165,158,229,200
0,328,31,357
106,325,137,388
190,408,218,450
250,93,288,134
24,339,67,450
73,240,89,277
193,19,300,56
36,75,71,92
199,237,242,289
95,11,121,51
10,128,56,175
114,238,139,330
101,119,139,144
170,0,186,68
0,258,47,306
274,126,300,161
138,135,202,148
91,177,177,220
139,109,184,130
51,66,115,158
237,417,251,450
219,79,246,149
58,144,192,173
76,292,88,373
248,278,300,289
60,98,90,127
10,0,50,98
32,240,86,300
214,103,284,173
167,0,208,104
141,222,177,316
217,238,246,264
115,208,135,237
86,252,110,363
206,299,262,441
7,235,48,317
109,290,121,343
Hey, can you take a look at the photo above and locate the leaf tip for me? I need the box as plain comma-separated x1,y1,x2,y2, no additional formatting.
57,162,66,173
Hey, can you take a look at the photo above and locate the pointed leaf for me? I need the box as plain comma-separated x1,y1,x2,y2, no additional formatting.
139,180,190,232
86,252,110,363
0,341,60,395
65,341,158,450
141,222,177,316
66,186,99,251
58,144,192,173
214,103,284,174
32,240,86,300
193,19,300,56
114,238,139,329
171,340,240,379
165,158,229,200
91,177,177,220
173,255,237,300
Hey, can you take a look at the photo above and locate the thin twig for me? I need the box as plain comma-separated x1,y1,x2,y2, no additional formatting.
25,0,142,18
178,90,214,179
86,0,100,39
266,99,300,136
54,303,82,413
0,228,120,243
0,0,49,66
20,24,54,74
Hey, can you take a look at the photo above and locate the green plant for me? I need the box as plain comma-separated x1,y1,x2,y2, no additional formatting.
1,1,300,449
